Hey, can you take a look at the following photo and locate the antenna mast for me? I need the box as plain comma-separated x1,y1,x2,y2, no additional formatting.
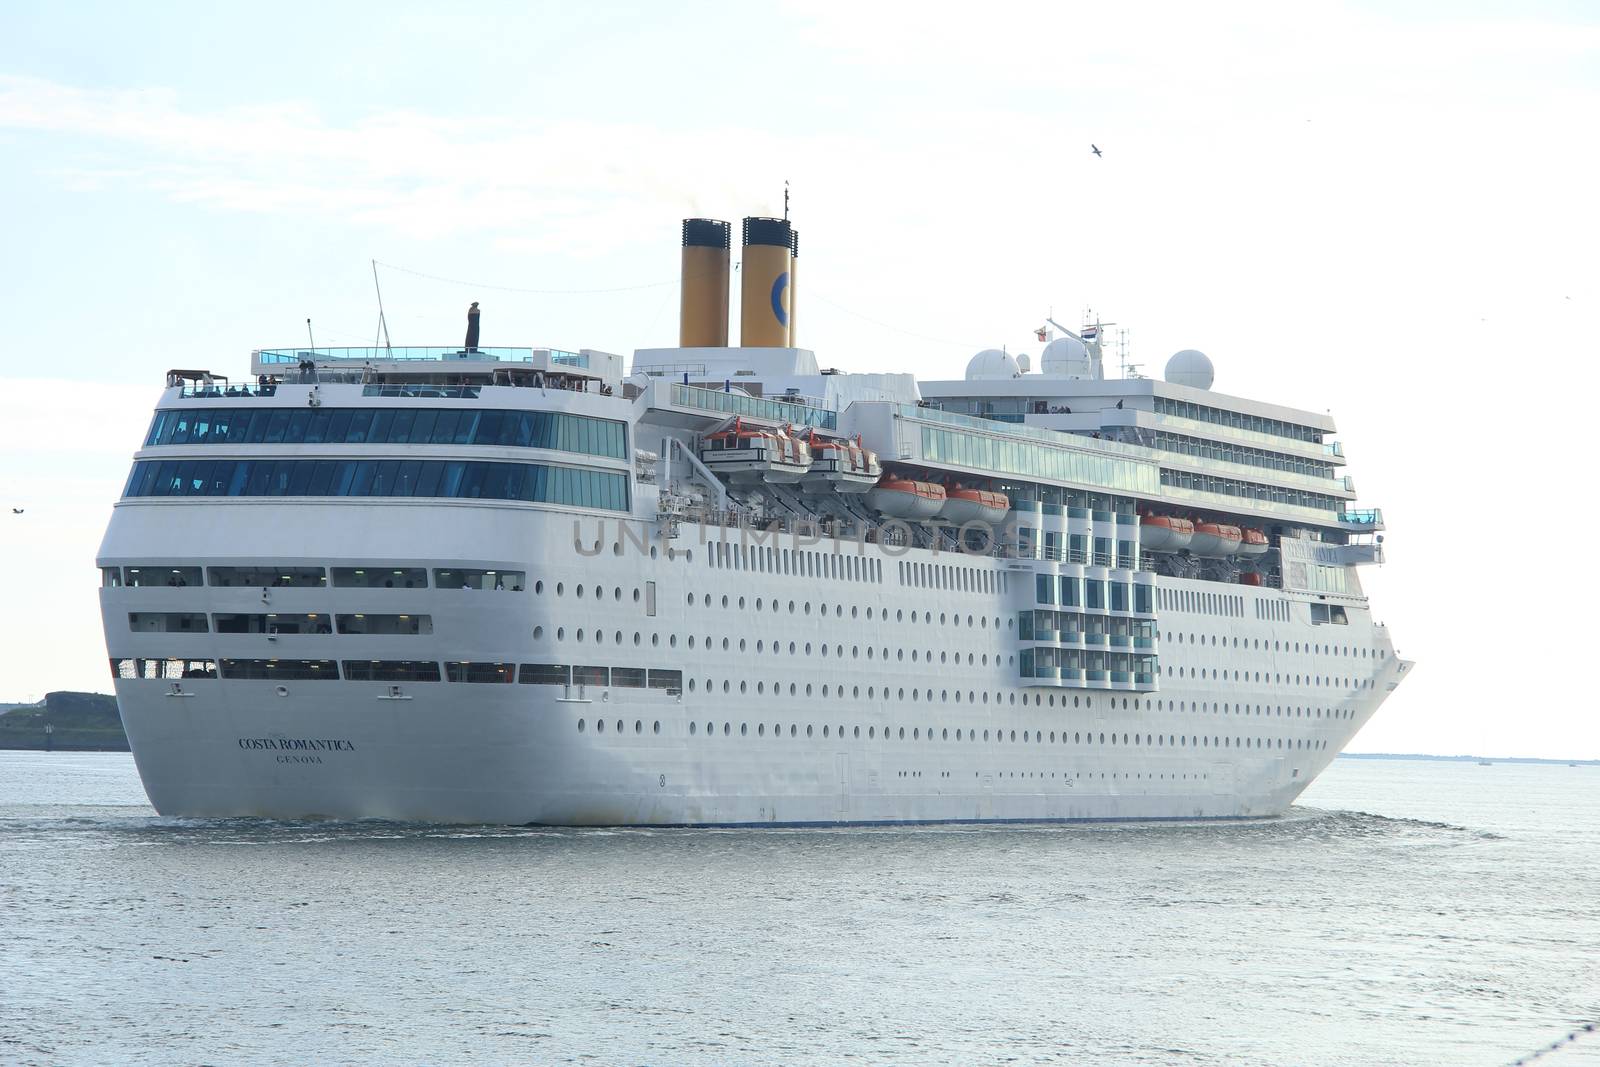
371,260,392,349
783,180,790,221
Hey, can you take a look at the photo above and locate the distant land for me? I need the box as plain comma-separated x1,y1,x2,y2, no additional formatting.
1341,752,1597,767
0,692,129,751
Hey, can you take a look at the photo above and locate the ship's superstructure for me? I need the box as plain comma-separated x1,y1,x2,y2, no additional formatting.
96,216,1409,824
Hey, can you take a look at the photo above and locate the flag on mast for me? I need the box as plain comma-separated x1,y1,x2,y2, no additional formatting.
1034,326,1049,342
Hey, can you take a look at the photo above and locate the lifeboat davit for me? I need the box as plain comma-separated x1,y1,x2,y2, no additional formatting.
1139,515,1194,552
868,477,945,520
800,431,882,494
1237,528,1269,557
935,485,1009,526
1190,522,1243,557
699,417,812,484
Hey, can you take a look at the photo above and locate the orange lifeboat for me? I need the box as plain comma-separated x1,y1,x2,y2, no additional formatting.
867,476,946,519
1239,572,1264,586
1237,528,1269,557
1190,522,1243,557
1139,514,1194,552
936,485,1009,525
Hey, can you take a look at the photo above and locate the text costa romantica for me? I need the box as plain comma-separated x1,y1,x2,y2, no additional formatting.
237,738,356,752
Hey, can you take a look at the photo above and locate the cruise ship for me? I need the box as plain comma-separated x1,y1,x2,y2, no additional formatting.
97,214,1410,825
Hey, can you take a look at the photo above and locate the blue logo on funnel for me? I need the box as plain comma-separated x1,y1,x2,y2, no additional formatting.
770,271,790,328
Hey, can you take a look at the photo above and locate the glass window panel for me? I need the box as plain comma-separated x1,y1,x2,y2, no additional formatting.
414,460,444,498
304,407,332,443
263,409,292,443
389,409,417,443
430,410,459,444
409,409,437,443
345,409,374,443
519,664,570,685
347,461,377,496
325,408,353,442
284,410,311,442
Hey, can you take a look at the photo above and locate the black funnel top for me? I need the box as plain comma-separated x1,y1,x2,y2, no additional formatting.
742,216,792,248
682,218,731,249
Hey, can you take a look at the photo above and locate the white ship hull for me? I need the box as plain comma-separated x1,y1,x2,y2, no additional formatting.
101,502,1408,825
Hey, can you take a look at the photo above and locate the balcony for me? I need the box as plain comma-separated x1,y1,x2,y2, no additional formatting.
1338,508,1385,532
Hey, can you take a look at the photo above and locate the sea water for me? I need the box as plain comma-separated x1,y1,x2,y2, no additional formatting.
1,752,1597,1066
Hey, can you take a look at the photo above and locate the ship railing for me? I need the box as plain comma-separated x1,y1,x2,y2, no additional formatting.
176,383,278,399
670,383,838,430
256,346,549,364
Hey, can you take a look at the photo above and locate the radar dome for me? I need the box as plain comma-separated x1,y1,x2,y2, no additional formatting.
965,348,1021,380
1040,336,1090,376
1164,349,1214,390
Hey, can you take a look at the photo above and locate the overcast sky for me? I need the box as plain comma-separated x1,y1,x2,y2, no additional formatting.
2,1,1596,757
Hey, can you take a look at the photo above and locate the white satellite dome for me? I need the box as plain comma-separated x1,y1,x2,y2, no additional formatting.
965,348,1021,380
1164,349,1215,390
1040,336,1090,376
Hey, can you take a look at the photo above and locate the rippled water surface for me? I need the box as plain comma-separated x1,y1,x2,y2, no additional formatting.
2,753,1598,1066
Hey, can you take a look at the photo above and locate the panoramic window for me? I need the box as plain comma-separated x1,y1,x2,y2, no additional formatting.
127,612,208,633
122,458,630,512
208,566,327,588
518,664,571,685
219,659,338,680
434,568,525,591
332,567,428,589
444,662,515,683
144,407,628,459
122,565,203,588
341,660,441,682
214,613,331,635
336,614,431,635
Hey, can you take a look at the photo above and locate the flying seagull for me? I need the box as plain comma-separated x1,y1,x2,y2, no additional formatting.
11,508,23,514
1091,144,1102,157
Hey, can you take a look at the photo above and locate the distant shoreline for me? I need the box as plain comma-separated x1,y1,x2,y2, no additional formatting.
1341,752,1597,767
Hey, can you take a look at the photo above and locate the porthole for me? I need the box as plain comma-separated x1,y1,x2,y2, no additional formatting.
533,625,543,639
578,719,586,733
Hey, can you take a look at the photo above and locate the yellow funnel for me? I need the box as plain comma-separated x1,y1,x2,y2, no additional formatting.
740,216,792,347
679,218,730,347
